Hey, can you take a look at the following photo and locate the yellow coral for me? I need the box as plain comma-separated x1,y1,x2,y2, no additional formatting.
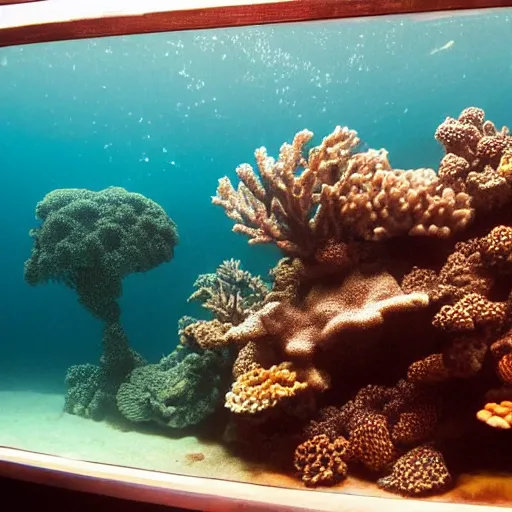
476,401,512,429
225,362,308,414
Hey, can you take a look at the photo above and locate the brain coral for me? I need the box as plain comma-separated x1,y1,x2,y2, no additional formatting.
24,186,178,322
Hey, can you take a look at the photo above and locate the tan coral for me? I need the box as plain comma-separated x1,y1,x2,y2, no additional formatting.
212,126,359,258
225,362,308,415
479,225,512,270
213,126,473,258
476,401,512,429
432,293,507,332
377,445,452,496
181,319,232,350
314,149,472,242
293,434,351,487
225,268,428,391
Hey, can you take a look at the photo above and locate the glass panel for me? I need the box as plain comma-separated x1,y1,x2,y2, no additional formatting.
1,6,511,507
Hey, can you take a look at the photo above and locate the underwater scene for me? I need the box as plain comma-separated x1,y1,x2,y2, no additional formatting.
1,6,512,508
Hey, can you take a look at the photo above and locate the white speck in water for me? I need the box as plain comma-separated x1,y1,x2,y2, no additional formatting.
404,108,408,114
104,143,112,149
0,56,7,67
162,148,168,153
138,117,143,123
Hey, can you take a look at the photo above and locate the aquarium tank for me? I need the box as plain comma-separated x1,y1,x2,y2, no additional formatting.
1,5,512,508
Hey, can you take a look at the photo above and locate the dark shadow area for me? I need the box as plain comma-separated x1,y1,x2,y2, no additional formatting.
0,476,196,512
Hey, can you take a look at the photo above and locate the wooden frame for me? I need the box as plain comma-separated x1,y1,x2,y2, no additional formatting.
0,447,494,512
0,0,511,48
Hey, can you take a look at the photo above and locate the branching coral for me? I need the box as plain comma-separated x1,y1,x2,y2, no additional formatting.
188,259,269,325
225,362,308,415
213,126,472,258
294,434,351,487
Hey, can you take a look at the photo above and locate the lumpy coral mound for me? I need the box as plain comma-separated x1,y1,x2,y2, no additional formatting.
206,106,512,499
25,186,178,323
25,186,179,421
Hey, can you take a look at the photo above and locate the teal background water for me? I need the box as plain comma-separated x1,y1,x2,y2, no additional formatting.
1,8,511,389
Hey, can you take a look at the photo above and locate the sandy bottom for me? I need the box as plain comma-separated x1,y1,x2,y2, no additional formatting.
0,386,511,508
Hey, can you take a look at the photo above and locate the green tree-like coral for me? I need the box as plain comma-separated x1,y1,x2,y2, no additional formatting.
24,186,179,420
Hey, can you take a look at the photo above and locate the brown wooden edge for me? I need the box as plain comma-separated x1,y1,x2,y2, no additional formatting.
0,0,43,5
0,0,511,48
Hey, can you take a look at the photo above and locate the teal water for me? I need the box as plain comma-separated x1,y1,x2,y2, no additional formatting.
0,5,511,474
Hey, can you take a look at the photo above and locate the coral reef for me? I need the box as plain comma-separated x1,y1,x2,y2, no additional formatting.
209,107,512,498
30,106,512,500
213,127,472,258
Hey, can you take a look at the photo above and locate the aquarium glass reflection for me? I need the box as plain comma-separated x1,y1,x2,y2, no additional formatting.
1,7,512,506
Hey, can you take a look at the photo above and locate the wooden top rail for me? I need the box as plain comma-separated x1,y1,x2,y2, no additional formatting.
0,0,510,48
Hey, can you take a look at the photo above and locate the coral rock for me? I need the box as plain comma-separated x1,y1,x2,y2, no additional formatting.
408,354,451,384
497,353,512,384
294,434,351,487
377,445,452,496
349,413,396,472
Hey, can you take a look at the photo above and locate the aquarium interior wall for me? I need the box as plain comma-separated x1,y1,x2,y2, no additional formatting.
0,6,512,507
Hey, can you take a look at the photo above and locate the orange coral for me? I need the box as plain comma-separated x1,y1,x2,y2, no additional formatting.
377,445,452,496
476,401,512,429
294,434,351,487
497,353,512,384
225,362,308,415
